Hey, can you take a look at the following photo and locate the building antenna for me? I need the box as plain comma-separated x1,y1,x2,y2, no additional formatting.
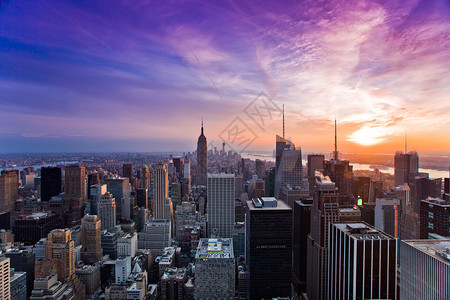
405,131,407,153
283,104,285,139
334,118,339,160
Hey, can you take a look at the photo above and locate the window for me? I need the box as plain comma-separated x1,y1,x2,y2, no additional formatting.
428,212,434,219
428,222,434,229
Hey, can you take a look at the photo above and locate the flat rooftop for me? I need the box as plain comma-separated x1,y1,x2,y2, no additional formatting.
248,198,291,211
333,222,394,240
403,240,450,266
195,238,234,259
207,173,235,178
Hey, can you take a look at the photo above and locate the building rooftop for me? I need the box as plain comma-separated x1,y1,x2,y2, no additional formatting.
403,239,450,266
207,173,235,178
195,238,234,259
333,222,394,240
248,198,291,210
421,198,450,206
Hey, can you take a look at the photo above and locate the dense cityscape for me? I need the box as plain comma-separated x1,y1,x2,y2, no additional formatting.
2,0,450,299
0,120,449,299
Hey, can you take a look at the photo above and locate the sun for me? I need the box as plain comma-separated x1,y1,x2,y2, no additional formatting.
347,126,387,146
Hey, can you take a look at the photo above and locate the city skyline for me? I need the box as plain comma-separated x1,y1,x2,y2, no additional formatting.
1,0,450,154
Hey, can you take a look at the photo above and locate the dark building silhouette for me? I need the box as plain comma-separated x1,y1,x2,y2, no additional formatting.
87,172,101,201
0,170,19,212
420,198,450,239
136,188,148,208
196,121,208,186
5,248,36,298
394,151,419,186
122,164,133,181
307,154,324,178
172,157,183,178
41,167,61,202
293,198,312,295
264,168,275,197
255,159,264,179
246,197,292,299
13,212,62,245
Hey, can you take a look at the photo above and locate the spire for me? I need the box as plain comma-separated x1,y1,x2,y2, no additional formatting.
333,118,339,160
201,118,204,136
283,104,285,139
405,131,407,153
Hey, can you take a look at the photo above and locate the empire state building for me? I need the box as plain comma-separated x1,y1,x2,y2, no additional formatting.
196,121,208,186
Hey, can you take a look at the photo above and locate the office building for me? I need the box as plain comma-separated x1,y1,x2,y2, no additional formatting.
328,222,397,300
123,164,133,181
10,268,27,300
140,166,151,191
64,165,87,211
138,219,171,256
154,162,172,220
89,184,106,215
6,248,35,297
136,188,148,209
207,173,235,238
0,170,19,212
118,232,137,258
105,177,130,219
307,177,339,300
0,257,10,300
98,192,117,231
160,267,188,300
12,212,62,245
41,167,61,202
375,197,400,238
81,215,103,264
274,135,303,199
400,239,450,300
75,264,100,297
30,275,74,300
115,256,131,284
255,159,265,179
307,154,324,178
394,151,419,186
420,198,450,239
293,198,312,295
246,197,292,299
101,230,118,260
196,121,208,186
194,238,234,299
282,185,309,208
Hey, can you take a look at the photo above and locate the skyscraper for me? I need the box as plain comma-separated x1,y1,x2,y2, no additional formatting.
307,154,324,178
154,162,172,220
374,197,400,238
293,198,312,295
0,170,19,212
274,135,303,200
245,197,292,299
207,173,235,238
104,177,130,219
64,165,87,209
194,238,235,299
400,239,450,300
122,164,133,182
98,192,117,231
140,166,150,190
81,215,103,264
420,198,450,239
196,121,208,186
394,151,419,186
328,222,397,300
0,257,10,300
41,167,61,202
307,177,339,300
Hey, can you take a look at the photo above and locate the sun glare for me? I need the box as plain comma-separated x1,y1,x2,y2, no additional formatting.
347,126,387,146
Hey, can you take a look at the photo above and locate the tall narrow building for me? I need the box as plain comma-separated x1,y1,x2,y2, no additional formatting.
98,192,117,231
0,170,19,212
122,164,133,182
196,121,208,186
81,215,103,264
154,162,172,220
64,165,87,208
394,151,419,186
307,177,339,300
245,197,292,299
274,135,303,200
41,167,61,202
328,222,397,300
207,173,235,238
0,257,10,300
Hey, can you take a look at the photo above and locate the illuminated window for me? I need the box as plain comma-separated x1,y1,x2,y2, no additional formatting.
428,222,434,229
428,212,434,219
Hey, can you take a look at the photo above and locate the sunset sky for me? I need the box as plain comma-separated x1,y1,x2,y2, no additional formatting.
1,0,449,154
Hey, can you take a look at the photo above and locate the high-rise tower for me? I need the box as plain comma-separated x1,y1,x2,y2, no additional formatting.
81,215,103,264
154,162,172,220
98,192,117,231
196,120,208,186
394,151,419,186
207,173,235,238
41,167,61,202
0,170,18,212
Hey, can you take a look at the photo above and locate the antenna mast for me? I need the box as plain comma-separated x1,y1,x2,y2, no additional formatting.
283,104,285,139
405,131,407,153
333,119,339,160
